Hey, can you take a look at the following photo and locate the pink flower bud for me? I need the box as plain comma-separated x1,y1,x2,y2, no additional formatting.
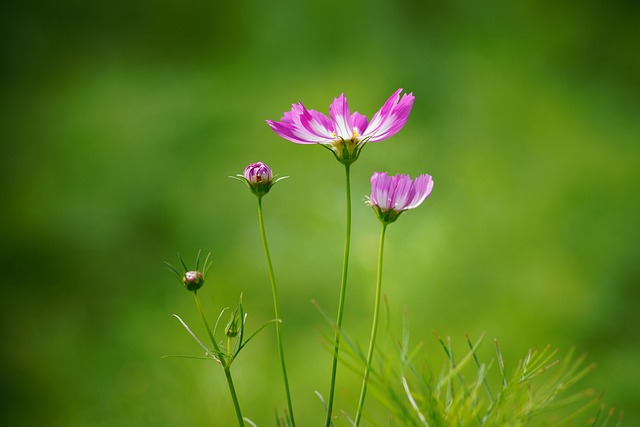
236,162,284,198
244,162,272,184
182,270,205,291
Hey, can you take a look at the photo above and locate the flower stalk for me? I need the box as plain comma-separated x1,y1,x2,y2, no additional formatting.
325,163,352,427
223,364,245,427
354,221,387,425
256,195,296,425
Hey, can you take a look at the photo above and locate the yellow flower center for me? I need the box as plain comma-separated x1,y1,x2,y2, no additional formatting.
331,129,360,141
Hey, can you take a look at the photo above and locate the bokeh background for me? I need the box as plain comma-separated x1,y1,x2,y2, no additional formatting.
1,0,639,425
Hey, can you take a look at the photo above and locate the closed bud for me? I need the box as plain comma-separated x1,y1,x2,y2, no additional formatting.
243,162,274,197
182,270,205,292
232,162,287,198
166,251,212,293
225,310,240,338
244,162,272,185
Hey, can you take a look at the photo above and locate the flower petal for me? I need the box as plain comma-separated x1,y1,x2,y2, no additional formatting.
370,172,392,210
351,112,369,137
391,174,415,211
266,119,310,144
329,94,353,140
406,174,434,209
361,89,415,142
307,109,334,136
266,102,334,144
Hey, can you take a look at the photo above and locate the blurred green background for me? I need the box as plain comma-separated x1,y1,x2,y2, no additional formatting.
1,0,639,425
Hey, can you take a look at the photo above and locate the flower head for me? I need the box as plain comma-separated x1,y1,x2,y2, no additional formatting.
266,89,415,165
182,271,204,291
165,251,212,292
367,172,434,224
245,162,272,184
232,162,286,198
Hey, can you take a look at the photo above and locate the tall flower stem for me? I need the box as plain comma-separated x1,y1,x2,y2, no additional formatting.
193,292,245,427
257,196,296,426
354,222,388,425
325,163,352,427
223,367,245,427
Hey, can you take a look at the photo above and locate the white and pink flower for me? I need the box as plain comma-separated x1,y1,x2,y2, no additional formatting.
267,89,415,164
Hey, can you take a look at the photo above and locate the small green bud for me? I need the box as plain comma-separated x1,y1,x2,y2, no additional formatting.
225,310,240,338
166,251,212,293
182,270,204,292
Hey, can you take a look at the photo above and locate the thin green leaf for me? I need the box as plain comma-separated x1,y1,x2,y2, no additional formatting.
238,318,280,351
161,354,212,360
178,253,188,272
164,262,182,280
172,314,219,362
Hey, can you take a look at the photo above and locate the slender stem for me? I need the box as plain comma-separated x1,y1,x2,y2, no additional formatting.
193,292,223,357
257,197,296,426
224,367,246,427
194,292,244,426
325,163,352,427
354,222,388,425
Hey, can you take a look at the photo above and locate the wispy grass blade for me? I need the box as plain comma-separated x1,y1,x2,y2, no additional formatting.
402,376,430,427
466,332,494,404
436,333,485,390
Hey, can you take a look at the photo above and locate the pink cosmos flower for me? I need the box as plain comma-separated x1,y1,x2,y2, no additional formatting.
266,88,415,165
368,172,434,224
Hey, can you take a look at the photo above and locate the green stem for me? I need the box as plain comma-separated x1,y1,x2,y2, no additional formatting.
257,197,296,426
354,222,388,425
193,292,223,358
325,164,352,427
224,367,246,427
194,292,244,426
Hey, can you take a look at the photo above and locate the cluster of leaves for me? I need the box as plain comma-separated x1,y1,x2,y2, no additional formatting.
335,321,621,427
